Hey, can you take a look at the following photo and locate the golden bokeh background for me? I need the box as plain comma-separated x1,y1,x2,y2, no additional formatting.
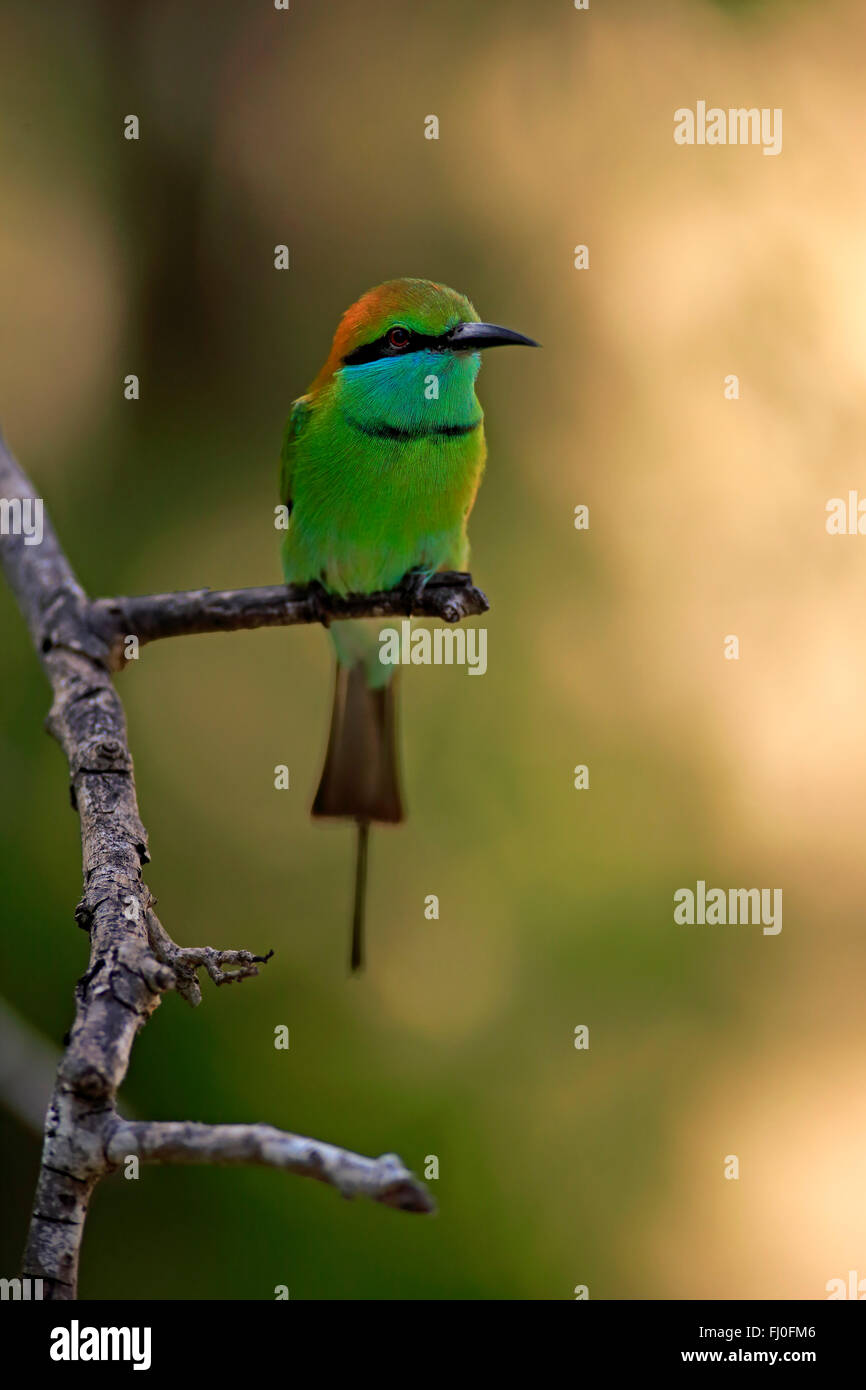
1,0,864,1298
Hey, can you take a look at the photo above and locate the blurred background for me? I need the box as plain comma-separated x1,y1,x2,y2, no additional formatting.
2,0,865,1300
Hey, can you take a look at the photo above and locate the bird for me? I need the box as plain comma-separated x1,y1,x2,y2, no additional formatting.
279,277,537,971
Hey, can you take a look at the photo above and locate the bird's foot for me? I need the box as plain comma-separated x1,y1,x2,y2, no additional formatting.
399,568,433,613
303,579,333,628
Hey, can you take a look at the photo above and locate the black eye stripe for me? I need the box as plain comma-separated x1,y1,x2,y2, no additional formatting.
342,328,452,366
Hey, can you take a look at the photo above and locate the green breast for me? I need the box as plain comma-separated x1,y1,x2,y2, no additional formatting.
281,351,487,594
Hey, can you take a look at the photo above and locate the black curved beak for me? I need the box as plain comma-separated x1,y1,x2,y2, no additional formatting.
448,321,540,351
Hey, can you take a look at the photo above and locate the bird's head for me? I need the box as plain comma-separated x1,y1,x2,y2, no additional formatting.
311,278,537,396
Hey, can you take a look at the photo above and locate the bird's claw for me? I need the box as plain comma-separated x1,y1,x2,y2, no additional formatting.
304,580,333,628
399,569,432,612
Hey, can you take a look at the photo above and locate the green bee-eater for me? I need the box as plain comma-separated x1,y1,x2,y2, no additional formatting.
279,277,537,970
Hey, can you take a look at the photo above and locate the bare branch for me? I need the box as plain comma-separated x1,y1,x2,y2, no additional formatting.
107,1120,435,1213
89,573,488,670
143,908,272,1005
0,434,437,1298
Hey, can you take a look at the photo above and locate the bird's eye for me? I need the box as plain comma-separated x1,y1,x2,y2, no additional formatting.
387,326,411,349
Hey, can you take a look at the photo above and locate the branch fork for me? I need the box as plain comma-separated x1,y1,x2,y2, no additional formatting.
0,435,463,1297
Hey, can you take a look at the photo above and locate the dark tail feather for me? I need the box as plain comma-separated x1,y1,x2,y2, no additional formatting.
313,663,404,971
313,663,404,823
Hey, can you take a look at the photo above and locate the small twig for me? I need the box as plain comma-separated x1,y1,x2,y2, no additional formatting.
143,908,272,1005
106,1120,435,1213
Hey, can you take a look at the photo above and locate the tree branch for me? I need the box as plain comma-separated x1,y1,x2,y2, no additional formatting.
90,573,488,670
0,434,446,1299
106,1120,432,1211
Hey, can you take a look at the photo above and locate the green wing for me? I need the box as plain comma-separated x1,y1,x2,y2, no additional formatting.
279,394,313,511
